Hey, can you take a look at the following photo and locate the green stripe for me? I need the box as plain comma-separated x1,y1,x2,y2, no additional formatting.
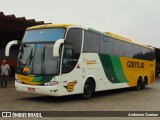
32,76,42,82
99,54,119,83
110,56,128,83
32,76,53,82
99,54,128,83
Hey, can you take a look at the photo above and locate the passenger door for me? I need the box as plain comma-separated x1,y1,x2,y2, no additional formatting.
60,44,82,95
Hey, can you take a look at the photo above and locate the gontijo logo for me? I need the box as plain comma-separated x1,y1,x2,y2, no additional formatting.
64,82,77,92
127,61,144,68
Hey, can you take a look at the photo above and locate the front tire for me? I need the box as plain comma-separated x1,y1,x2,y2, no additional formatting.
82,80,94,99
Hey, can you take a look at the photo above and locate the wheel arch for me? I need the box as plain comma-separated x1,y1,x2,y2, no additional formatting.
82,76,96,93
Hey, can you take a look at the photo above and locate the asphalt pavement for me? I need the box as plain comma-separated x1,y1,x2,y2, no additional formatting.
1,76,160,120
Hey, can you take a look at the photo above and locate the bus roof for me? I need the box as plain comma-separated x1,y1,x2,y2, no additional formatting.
27,24,78,30
106,32,132,42
88,28,154,49
106,32,154,49
27,24,154,50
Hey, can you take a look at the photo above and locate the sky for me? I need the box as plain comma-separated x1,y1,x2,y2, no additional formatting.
0,0,160,47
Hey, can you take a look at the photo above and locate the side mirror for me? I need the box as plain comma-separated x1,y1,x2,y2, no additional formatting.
5,40,19,56
53,39,64,57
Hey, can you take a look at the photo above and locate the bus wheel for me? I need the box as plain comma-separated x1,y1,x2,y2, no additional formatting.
82,80,94,99
136,77,142,90
142,77,148,89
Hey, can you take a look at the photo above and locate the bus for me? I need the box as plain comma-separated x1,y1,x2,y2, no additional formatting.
5,24,155,99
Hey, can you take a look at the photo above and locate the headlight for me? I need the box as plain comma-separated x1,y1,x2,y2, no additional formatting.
16,79,22,84
44,81,59,86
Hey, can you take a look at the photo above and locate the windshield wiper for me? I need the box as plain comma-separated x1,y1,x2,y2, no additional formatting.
22,48,33,73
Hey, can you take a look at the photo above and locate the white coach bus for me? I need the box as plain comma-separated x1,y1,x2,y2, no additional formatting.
5,24,155,99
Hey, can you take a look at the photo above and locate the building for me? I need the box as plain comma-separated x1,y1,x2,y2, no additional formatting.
0,12,45,75
0,12,159,76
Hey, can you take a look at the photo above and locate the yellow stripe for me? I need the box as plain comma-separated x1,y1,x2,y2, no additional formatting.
86,62,97,64
16,74,43,85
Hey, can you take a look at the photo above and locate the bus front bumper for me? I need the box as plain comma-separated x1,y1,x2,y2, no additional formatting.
15,80,60,96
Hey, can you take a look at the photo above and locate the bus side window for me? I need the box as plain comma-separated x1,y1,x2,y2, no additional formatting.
62,47,74,73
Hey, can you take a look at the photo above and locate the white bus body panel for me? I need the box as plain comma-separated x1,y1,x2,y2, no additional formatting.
15,53,129,96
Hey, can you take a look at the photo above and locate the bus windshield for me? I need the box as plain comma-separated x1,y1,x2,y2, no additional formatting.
17,43,60,75
22,28,66,42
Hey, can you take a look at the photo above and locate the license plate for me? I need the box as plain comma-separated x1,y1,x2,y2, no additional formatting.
28,87,35,92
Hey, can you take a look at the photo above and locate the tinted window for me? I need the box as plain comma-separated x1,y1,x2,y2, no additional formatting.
113,39,124,56
62,46,74,74
141,47,155,60
100,36,112,55
83,31,99,53
133,45,141,59
149,49,155,60
124,42,133,57
132,44,155,61
66,28,82,54
63,28,82,74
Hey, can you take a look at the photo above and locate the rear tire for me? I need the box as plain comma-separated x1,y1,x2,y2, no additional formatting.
142,77,148,89
82,80,94,99
136,77,142,90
